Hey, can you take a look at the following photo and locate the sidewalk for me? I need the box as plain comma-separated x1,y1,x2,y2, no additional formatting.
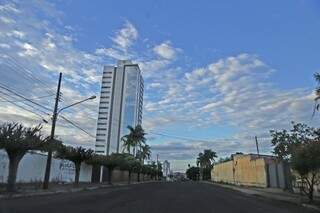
203,181,320,211
0,181,154,200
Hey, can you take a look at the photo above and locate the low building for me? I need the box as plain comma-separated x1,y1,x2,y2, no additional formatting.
211,153,291,189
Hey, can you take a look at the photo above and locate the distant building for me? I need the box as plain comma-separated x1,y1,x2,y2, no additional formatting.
211,153,292,189
95,60,144,155
162,160,171,177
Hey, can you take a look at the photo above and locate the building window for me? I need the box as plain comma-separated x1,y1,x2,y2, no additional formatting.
96,139,105,142
95,145,105,147
97,128,107,131
99,107,108,109
96,133,106,136
98,117,107,120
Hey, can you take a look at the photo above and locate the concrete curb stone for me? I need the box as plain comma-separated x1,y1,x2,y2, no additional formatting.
0,181,157,200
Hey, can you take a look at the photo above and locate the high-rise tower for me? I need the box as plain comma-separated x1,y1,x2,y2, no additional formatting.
95,60,143,155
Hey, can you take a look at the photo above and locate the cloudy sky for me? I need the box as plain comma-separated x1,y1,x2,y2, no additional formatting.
0,0,320,171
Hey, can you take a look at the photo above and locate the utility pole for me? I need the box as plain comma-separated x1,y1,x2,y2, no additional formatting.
156,154,159,180
43,72,62,189
255,136,260,156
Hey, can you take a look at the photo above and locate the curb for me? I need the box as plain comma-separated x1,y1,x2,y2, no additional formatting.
0,181,157,200
302,204,320,212
202,181,320,212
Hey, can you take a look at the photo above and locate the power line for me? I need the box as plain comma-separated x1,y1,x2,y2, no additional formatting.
0,96,49,122
147,131,228,143
60,115,95,138
1,55,56,95
0,90,51,116
0,83,52,111
0,94,54,103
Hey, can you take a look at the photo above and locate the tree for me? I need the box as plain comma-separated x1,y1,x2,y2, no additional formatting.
121,125,146,157
136,144,151,163
270,122,320,160
0,123,50,192
291,140,320,202
157,161,163,180
217,156,232,163
186,166,200,181
103,153,122,184
141,164,151,181
119,154,141,184
270,122,320,202
56,146,93,185
197,149,217,180
313,73,320,116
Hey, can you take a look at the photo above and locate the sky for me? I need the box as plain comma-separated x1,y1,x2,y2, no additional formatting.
0,0,320,172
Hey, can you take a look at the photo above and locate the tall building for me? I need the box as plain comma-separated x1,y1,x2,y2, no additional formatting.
95,60,144,155
162,160,171,178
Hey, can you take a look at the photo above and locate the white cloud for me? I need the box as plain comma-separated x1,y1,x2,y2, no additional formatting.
153,41,178,60
0,1,101,148
111,21,138,50
0,16,15,24
0,43,10,49
0,3,21,13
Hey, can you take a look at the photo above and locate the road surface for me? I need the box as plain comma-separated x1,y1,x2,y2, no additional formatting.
0,182,317,213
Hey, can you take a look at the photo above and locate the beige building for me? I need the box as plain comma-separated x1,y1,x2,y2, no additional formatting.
211,153,291,189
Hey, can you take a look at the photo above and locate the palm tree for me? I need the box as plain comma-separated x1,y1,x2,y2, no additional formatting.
197,149,217,180
122,125,146,157
0,123,53,192
121,133,135,155
136,144,151,163
56,146,94,185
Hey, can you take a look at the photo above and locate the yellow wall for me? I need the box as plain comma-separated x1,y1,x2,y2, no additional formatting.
211,160,234,184
212,155,268,187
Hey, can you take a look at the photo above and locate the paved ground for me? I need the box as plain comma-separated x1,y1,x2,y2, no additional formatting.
0,182,318,213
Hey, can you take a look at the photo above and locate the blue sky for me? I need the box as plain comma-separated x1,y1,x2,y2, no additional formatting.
0,0,320,171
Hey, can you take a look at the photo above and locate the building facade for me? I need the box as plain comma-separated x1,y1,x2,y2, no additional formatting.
162,160,171,178
95,60,144,155
211,153,292,189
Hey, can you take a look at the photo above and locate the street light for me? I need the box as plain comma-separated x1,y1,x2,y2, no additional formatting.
43,88,96,189
57,95,96,114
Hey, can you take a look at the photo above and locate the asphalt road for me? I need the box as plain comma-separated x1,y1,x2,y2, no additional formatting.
0,182,317,213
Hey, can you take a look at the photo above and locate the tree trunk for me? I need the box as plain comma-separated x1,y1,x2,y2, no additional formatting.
7,152,24,192
137,172,140,182
108,168,113,185
308,187,314,202
74,162,81,185
128,171,131,184
307,174,315,202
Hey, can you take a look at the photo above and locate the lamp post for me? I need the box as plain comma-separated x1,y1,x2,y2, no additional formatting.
43,72,96,189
